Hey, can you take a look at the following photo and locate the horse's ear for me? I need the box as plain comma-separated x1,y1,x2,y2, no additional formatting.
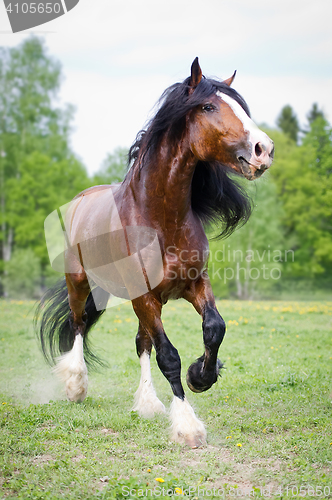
223,70,237,87
189,57,202,94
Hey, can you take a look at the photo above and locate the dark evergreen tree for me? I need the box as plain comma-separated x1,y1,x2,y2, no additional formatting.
276,105,300,143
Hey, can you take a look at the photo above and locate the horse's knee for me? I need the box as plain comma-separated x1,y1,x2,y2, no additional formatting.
202,309,226,350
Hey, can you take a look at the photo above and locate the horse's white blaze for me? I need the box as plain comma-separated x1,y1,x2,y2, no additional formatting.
216,91,272,166
169,396,207,447
133,351,166,417
53,334,88,402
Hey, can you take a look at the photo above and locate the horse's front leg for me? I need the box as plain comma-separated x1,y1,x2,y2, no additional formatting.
132,295,206,448
184,273,226,393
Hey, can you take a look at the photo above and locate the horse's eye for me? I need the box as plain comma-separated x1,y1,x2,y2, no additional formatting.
202,103,215,112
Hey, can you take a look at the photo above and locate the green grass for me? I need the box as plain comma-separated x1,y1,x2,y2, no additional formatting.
0,299,332,499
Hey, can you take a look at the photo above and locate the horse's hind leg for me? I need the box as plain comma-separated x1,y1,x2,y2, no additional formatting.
184,274,226,393
53,270,90,402
132,323,166,417
132,296,206,448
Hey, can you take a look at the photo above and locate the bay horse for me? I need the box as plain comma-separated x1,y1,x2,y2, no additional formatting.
36,58,274,448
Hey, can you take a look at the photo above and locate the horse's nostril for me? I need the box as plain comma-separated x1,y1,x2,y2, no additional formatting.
270,144,275,159
255,142,263,157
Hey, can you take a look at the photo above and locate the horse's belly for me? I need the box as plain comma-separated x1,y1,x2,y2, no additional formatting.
157,252,208,301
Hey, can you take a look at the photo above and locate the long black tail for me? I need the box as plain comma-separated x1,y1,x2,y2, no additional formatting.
34,278,110,368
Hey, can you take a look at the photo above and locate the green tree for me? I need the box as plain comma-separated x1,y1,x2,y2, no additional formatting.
5,151,89,267
2,248,40,298
93,147,128,185
276,105,300,143
0,37,92,296
0,36,75,266
306,103,325,126
270,117,332,282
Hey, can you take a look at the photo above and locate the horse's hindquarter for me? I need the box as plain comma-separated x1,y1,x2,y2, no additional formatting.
68,185,122,246
65,185,131,294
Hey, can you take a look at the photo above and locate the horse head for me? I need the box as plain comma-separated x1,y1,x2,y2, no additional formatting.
187,58,274,180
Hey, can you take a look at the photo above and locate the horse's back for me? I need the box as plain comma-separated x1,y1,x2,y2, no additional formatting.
72,183,121,200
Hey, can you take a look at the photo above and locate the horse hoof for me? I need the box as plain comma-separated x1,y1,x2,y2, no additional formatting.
169,396,207,447
186,376,204,393
186,357,223,393
185,434,207,449
172,429,207,448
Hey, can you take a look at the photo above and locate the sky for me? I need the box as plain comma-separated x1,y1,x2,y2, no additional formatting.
1,0,332,175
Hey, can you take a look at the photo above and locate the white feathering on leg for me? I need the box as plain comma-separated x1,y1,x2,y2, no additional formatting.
169,396,207,448
132,351,165,417
53,334,88,402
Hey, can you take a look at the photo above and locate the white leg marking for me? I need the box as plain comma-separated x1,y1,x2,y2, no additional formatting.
169,396,207,448
132,351,166,417
53,334,88,402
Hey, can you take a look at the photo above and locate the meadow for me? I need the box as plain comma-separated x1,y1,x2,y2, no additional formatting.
0,299,331,499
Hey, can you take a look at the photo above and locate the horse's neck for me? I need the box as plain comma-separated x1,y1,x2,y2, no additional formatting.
129,140,197,226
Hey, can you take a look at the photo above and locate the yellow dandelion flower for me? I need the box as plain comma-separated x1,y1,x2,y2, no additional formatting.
236,443,242,447
175,487,183,495
155,478,164,483
226,436,232,439
147,468,151,472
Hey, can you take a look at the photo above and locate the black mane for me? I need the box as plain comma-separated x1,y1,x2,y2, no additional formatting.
128,75,252,238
